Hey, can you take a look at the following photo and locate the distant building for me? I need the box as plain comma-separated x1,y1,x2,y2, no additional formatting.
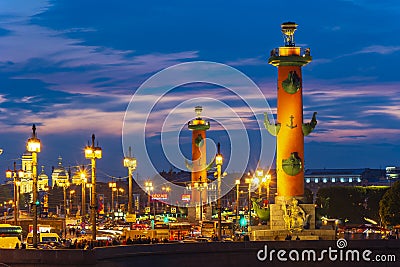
20,151,33,194
386,166,400,180
304,168,387,200
51,156,70,187
37,166,49,191
19,152,49,196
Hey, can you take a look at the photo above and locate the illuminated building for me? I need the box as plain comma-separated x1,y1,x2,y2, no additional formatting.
37,166,49,191
51,156,70,188
20,152,33,194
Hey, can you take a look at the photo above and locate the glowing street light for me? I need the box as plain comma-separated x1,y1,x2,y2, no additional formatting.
192,182,207,222
108,182,116,212
6,162,24,225
145,181,153,218
116,187,124,210
86,183,92,207
123,146,137,214
84,134,102,241
69,189,75,215
26,124,41,248
245,175,254,226
79,167,87,219
235,179,240,225
215,143,223,241
60,181,70,217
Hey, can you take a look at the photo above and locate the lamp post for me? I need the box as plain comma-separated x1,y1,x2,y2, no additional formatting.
26,124,41,248
16,181,21,219
255,169,264,198
108,182,116,212
62,181,70,217
215,143,223,241
145,181,153,219
265,174,271,206
86,183,92,208
193,182,207,222
78,167,87,219
123,146,137,214
85,134,102,242
235,179,240,225
245,176,253,227
69,189,75,215
161,186,171,214
6,162,24,225
116,188,124,211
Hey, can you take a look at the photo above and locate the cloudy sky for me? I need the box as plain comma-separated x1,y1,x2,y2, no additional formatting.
0,0,399,182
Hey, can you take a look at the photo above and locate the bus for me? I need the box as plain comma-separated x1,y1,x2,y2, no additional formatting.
0,224,23,249
201,220,234,238
168,222,192,240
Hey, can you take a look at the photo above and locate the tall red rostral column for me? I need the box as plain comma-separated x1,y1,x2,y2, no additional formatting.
266,22,317,200
188,106,210,220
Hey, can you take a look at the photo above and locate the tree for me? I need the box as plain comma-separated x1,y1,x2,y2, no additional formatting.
316,186,388,224
379,181,400,227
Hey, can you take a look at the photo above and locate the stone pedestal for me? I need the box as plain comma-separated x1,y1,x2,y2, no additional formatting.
249,197,335,241
251,229,336,241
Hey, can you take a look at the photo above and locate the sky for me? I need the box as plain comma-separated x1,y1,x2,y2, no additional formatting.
0,0,399,184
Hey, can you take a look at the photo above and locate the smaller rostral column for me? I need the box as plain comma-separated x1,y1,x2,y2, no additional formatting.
265,22,317,202
188,106,210,219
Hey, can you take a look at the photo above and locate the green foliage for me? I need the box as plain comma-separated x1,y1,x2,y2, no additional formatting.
379,181,400,227
316,186,389,224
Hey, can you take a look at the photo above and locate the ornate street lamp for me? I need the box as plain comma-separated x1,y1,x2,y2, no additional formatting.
215,143,223,241
123,146,137,214
145,181,153,220
26,124,41,248
245,176,253,227
108,182,116,212
62,181,70,217
5,162,24,225
193,182,207,222
235,179,240,225
79,167,87,219
84,134,102,241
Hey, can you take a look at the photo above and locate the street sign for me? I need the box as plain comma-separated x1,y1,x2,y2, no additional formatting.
126,214,136,223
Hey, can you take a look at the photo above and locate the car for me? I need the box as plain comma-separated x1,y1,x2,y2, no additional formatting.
26,232,61,248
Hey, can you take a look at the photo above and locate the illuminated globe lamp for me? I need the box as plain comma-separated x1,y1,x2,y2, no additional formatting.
6,162,25,225
108,182,117,212
26,124,41,248
193,181,207,222
5,169,11,179
84,134,102,242
215,143,223,241
79,168,87,219
123,146,137,214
